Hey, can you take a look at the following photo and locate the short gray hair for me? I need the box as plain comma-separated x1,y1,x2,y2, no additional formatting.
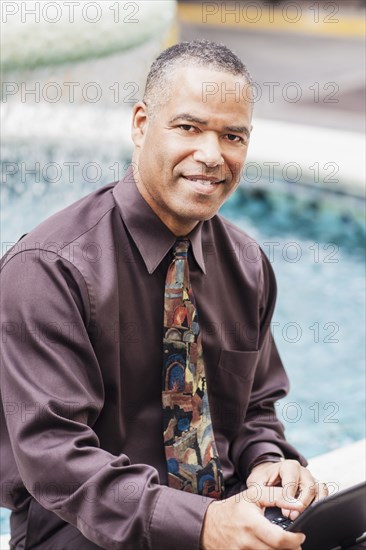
143,39,252,116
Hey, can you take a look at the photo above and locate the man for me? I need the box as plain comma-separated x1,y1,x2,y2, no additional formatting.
1,40,327,550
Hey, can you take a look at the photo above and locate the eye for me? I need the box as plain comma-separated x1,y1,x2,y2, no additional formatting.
179,124,196,132
225,134,245,143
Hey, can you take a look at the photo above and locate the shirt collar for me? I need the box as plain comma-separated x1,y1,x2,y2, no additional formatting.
112,165,206,275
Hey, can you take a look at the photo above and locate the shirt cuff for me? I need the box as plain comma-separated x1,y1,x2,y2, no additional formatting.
149,485,214,550
239,443,289,480
247,452,284,474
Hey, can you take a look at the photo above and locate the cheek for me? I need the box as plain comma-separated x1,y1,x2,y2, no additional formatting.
153,145,178,174
227,152,247,178
165,138,196,168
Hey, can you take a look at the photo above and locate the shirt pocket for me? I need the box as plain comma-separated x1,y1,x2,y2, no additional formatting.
209,349,259,437
216,349,259,380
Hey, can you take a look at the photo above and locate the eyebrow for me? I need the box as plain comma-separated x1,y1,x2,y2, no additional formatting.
168,114,250,139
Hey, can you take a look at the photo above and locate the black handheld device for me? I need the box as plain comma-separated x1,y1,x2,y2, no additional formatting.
265,481,366,550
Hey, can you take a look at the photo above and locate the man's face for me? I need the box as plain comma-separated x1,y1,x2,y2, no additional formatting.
131,65,253,236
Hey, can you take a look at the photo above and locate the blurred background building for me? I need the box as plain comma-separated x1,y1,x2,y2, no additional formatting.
1,0,365,544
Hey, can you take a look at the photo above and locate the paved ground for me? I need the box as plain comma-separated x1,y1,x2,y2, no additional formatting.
177,1,365,133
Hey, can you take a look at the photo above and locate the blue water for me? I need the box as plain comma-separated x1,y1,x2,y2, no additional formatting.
1,149,365,534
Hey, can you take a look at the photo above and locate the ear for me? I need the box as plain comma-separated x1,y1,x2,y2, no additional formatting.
131,101,149,147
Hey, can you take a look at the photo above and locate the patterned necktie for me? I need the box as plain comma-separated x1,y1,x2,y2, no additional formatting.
162,239,224,499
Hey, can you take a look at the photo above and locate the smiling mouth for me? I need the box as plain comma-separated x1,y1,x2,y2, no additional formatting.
182,176,225,186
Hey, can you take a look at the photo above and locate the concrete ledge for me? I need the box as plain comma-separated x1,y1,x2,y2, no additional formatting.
0,534,10,549
308,439,366,490
247,118,366,198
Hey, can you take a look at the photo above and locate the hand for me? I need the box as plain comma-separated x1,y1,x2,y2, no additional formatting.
246,459,329,520
200,485,306,550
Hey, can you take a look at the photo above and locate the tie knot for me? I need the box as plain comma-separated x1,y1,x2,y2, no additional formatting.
173,239,189,259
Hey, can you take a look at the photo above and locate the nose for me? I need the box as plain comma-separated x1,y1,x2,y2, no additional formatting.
192,132,224,167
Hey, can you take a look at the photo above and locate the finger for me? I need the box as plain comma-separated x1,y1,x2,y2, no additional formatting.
297,472,317,509
247,469,270,487
248,462,280,487
280,460,301,502
285,476,328,521
255,512,306,549
266,464,282,486
250,485,305,513
315,481,330,501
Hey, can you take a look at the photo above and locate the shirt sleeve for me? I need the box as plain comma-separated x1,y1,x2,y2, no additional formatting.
0,251,212,550
247,452,284,473
230,250,308,480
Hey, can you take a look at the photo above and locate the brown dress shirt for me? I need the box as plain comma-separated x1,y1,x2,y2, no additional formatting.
0,166,306,549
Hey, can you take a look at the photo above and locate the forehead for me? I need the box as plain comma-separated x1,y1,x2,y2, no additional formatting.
162,65,252,122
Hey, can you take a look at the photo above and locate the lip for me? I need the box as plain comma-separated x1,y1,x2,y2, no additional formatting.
183,175,224,184
181,175,224,195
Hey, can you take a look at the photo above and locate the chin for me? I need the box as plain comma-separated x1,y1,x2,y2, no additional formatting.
186,208,218,223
